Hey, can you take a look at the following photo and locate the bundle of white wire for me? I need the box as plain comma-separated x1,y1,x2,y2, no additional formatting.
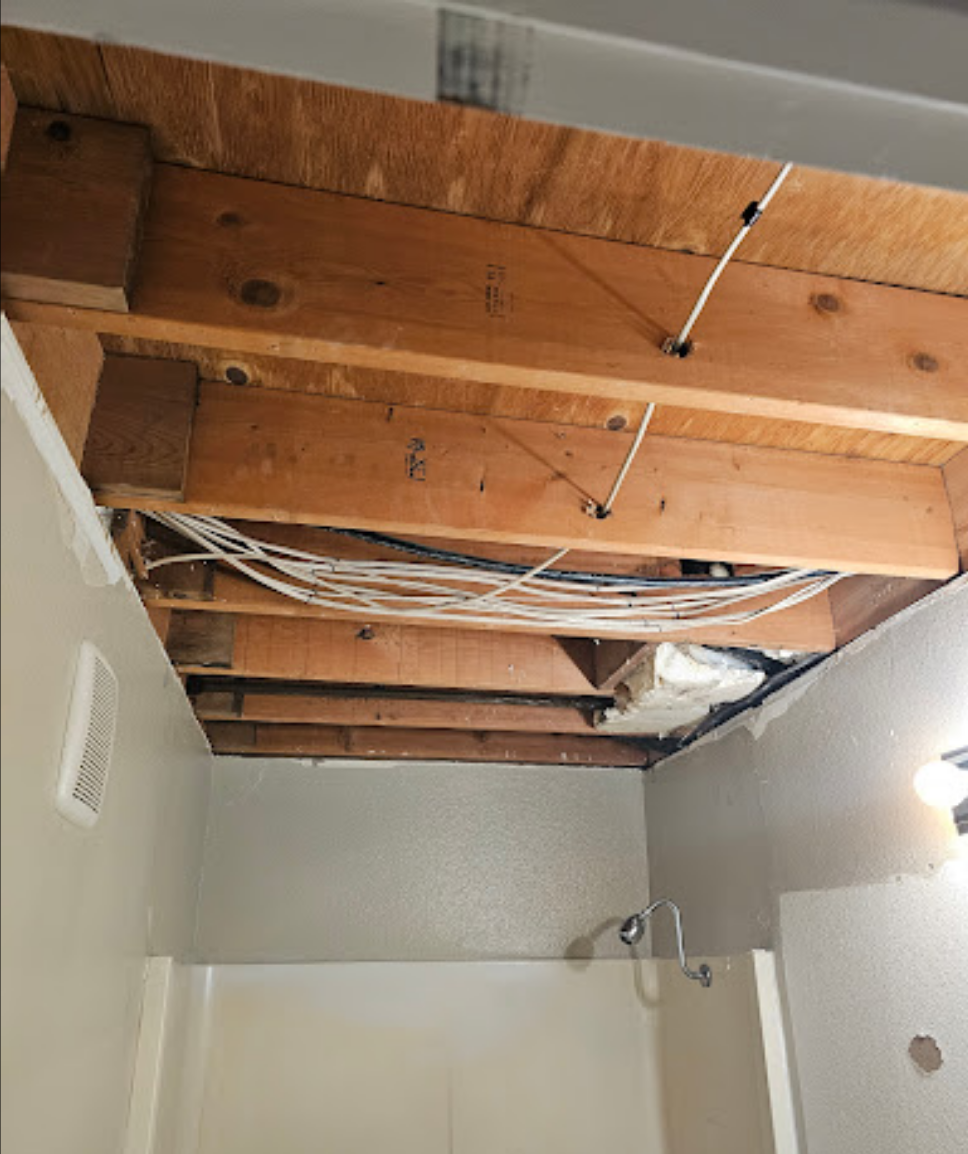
145,512,845,635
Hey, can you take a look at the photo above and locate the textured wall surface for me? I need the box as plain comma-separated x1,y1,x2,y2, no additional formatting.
196,760,649,962
644,580,968,1154
780,875,968,1154
0,394,212,1154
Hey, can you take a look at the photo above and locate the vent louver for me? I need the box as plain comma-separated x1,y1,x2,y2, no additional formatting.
55,642,118,828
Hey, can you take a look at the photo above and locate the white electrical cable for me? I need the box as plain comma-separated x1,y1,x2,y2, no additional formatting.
594,402,657,519
589,163,794,522
666,162,794,354
145,512,845,635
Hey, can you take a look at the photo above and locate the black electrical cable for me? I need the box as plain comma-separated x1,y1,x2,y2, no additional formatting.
325,527,835,591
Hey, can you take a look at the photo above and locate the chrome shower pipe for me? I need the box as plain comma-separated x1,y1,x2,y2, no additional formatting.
618,898,712,988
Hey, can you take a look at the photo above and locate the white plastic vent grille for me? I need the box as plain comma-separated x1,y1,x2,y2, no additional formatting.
55,642,118,828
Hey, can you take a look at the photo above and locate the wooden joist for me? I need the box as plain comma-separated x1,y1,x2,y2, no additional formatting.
827,576,941,647
204,721,648,766
97,374,957,578
3,26,967,299
943,448,968,569
1,118,966,439
9,320,104,462
193,688,597,734
590,641,653,693
81,354,198,500
1,63,15,171
169,611,608,695
141,559,838,651
99,334,964,468
167,610,236,667
0,107,151,310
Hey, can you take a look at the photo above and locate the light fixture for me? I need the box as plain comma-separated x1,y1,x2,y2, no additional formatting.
914,747,968,825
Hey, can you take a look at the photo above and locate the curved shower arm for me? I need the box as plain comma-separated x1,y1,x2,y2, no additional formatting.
621,898,712,988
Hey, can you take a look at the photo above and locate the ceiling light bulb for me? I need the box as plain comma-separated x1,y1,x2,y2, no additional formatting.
914,760,968,810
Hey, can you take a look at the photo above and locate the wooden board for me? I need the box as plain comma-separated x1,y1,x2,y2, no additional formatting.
590,641,653,692
204,721,647,766
0,63,14,170
172,613,607,696
8,162,967,440
144,604,172,645
828,576,941,647
98,384,958,578
0,107,151,310
142,564,837,651
99,333,965,467
3,27,966,298
166,610,236,667
943,448,968,569
10,320,103,461
194,689,596,734
81,355,198,500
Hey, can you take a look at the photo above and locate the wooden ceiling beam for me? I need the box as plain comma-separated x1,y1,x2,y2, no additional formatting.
88,368,958,578
82,354,198,500
140,562,838,652
8,320,104,463
4,27,967,298
1,63,15,171
827,576,941,647
2,113,966,439
943,448,968,569
167,610,609,696
1,107,151,310
98,334,964,468
193,688,597,734
204,721,649,766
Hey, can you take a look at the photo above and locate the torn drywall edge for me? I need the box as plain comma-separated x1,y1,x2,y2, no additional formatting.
656,576,968,764
219,757,641,775
1,314,125,585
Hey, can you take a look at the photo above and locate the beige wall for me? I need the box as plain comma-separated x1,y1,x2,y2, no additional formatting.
196,759,650,962
644,581,968,1154
0,392,212,1154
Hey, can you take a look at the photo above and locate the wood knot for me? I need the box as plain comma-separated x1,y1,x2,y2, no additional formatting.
239,279,282,309
606,415,628,432
812,292,841,315
225,366,249,386
910,352,939,373
46,119,72,143
217,211,244,228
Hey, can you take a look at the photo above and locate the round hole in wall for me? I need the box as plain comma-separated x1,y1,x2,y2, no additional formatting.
908,1035,943,1074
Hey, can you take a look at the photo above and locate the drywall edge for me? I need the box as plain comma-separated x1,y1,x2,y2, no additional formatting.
657,576,968,766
